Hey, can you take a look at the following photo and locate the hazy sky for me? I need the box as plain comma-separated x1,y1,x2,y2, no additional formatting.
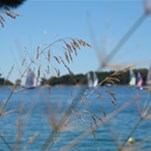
1,0,151,83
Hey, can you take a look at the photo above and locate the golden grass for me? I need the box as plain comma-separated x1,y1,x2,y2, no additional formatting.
1,3,151,150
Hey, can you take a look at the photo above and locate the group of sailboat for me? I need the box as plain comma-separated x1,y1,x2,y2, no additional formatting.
129,65,151,90
87,72,99,87
129,70,143,89
14,66,151,92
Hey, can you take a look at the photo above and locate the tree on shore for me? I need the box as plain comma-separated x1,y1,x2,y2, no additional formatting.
0,0,26,9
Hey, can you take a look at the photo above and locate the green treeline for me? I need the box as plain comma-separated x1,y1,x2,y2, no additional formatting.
41,68,148,86
0,78,13,85
0,73,13,85
0,68,148,86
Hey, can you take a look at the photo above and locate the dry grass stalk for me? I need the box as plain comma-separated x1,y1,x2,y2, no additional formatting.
2,8,149,151
98,14,147,69
47,49,50,62
21,58,26,66
119,96,151,150
72,39,80,49
53,56,60,64
48,117,72,132
111,66,131,76
105,89,117,106
140,100,151,120
110,98,117,107
28,132,39,144
59,56,76,83
105,89,116,100
15,119,22,151
26,38,91,83
0,133,12,151
36,66,41,85
0,15,5,27
54,67,60,77
1,61,33,112
0,104,14,116
14,102,34,151
71,109,87,123
83,109,103,128
68,50,73,63
40,88,88,151
46,65,50,75
71,43,77,56
77,39,91,47
14,103,25,151
4,11,20,19
0,11,20,27
36,46,40,59
60,96,139,151
63,41,72,51
147,84,151,92
61,38,91,63
64,51,70,64
97,94,103,99
99,66,132,86
3,65,15,85
90,123,97,139
0,37,91,150
100,107,106,117
119,118,143,151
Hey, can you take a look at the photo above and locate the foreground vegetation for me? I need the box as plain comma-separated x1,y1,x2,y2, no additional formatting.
0,1,151,151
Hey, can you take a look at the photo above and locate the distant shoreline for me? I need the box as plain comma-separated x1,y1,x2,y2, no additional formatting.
0,68,148,86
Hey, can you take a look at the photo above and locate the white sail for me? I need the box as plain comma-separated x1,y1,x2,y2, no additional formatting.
129,70,136,86
14,69,36,93
87,72,99,87
137,72,143,89
146,65,151,85
87,73,93,87
93,72,99,87
25,69,35,87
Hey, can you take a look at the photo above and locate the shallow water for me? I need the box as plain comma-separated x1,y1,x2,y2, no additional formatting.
0,86,151,151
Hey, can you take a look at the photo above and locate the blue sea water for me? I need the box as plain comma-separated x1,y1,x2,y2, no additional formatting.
0,86,151,151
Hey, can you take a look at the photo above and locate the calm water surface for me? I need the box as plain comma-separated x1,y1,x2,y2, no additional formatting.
0,86,151,151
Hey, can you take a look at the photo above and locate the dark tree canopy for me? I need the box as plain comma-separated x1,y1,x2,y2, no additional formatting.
0,0,26,9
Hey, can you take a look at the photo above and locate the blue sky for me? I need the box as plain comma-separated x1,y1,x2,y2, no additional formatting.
1,0,151,83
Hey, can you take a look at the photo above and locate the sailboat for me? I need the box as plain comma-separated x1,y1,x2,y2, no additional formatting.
14,69,36,93
25,69,36,89
146,64,151,91
129,70,136,87
87,72,99,87
87,72,93,87
146,65,151,85
137,72,143,90
93,72,99,87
